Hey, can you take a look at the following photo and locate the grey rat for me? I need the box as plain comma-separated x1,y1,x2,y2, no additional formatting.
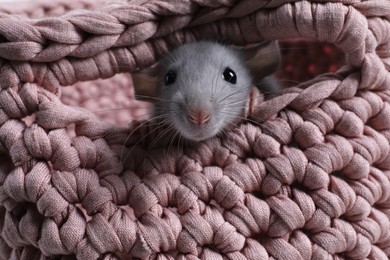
132,41,281,141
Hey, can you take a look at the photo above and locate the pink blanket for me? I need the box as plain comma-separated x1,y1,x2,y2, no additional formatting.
0,0,389,259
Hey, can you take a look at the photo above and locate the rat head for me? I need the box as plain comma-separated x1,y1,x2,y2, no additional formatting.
154,41,252,141
132,41,280,141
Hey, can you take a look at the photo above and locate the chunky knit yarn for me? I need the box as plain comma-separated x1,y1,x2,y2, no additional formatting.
0,0,389,259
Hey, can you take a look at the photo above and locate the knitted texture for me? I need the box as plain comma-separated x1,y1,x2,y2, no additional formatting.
0,0,390,259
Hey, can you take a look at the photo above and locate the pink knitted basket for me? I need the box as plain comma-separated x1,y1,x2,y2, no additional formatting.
0,0,389,259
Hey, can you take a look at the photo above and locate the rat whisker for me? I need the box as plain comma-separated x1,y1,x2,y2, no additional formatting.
133,95,177,103
165,50,180,64
217,94,249,106
121,128,161,171
220,110,264,127
212,49,231,98
217,127,227,140
96,116,162,141
219,98,249,107
180,131,188,154
123,116,172,169
216,87,252,104
166,128,180,158
264,78,301,85
89,107,153,115
137,123,173,175
143,121,176,164
120,113,171,161
218,92,270,107
225,118,242,130
211,63,220,98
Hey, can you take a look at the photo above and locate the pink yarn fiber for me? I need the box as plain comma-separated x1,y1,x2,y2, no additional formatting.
0,0,390,259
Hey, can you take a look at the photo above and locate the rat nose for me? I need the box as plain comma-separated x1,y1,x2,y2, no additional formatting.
187,108,211,125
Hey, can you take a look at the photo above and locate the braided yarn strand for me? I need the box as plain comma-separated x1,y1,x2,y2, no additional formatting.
0,0,389,259
0,0,111,18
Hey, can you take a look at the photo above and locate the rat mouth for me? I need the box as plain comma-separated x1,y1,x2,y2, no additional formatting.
184,125,215,141
194,130,217,140
172,119,218,141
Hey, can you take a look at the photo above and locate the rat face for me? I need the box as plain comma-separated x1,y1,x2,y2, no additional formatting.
154,41,253,141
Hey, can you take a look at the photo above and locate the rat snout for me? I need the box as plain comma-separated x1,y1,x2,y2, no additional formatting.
187,107,211,125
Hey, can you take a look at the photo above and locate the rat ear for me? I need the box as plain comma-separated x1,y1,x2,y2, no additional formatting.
243,86,264,118
242,41,281,84
131,65,160,102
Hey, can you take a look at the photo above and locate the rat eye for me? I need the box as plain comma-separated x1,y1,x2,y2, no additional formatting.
222,67,237,84
164,70,176,85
